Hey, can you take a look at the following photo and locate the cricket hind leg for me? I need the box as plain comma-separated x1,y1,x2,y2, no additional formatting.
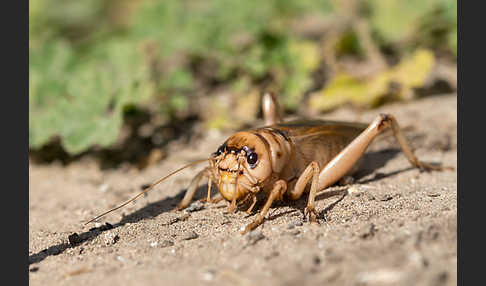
317,113,449,190
301,113,451,223
262,92,283,126
384,114,451,171
338,157,362,185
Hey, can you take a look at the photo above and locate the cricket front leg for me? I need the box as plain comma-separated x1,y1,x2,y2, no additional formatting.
241,180,287,234
198,179,224,204
262,92,283,126
246,195,258,214
177,167,211,210
316,113,449,195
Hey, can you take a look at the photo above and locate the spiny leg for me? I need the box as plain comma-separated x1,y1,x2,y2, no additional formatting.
177,167,210,210
262,92,283,126
315,113,449,200
305,162,322,223
198,177,213,202
300,114,450,223
246,195,258,214
206,179,212,202
199,194,224,205
286,161,321,222
197,178,225,204
227,189,238,213
385,114,451,171
208,193,224,204
201,158,224,204
241,180,287,234
236,181,260,213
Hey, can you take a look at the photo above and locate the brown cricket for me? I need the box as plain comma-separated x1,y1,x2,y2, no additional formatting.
86,92,449,234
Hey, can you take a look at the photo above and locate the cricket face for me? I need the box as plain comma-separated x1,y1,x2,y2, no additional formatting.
213,132,272,202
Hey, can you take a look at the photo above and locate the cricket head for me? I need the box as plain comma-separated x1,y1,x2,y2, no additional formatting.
212,131,272,202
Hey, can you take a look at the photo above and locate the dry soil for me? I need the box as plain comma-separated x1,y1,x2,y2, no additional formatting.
29,94,457,286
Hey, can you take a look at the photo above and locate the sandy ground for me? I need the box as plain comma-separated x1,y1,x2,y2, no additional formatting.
29,94,457,286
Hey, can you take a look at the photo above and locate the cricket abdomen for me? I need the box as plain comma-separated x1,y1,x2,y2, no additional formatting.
264,120,367,179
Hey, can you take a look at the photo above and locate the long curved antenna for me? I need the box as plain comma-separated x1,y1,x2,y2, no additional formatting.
84,158,209,225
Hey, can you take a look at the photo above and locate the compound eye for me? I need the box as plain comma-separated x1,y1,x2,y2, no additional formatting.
246,152,258,167
214,145,225,156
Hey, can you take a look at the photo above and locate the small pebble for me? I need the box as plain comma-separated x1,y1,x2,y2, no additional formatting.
365,193,375,201
104,232,120,246
99,183,110,193
184,201,205,213
287,220,303,229
160,240,175,247
378,194,393,201
434,271,448,285
356,269,403,284
347,185,361,196
201,270,216,281
287,229,301,236
245,230,265,245
427,192,441,197
180,231,199,241
169,214,190,225
29,266,39,273
264,251,280,260
408,251,429,268
221,217,231,225
359,223,377,239
140,183,151,190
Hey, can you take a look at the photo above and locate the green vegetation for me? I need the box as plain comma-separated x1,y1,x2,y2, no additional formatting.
29,0,457,155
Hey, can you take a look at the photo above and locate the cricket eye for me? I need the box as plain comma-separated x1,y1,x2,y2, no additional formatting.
214,145,225,156
246,152,258,167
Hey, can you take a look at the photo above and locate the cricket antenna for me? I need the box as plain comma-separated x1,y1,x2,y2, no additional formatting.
84,158,209,225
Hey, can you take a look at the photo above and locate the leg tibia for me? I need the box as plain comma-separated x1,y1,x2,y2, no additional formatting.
241,180,287,234
178,168,210,210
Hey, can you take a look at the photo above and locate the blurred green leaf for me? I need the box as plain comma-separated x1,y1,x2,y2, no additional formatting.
367,0,457,55
29,38,154,154
367,0,432,43
29,0,455,155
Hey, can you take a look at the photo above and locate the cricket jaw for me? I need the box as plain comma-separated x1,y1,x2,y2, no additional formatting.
218,171,249,201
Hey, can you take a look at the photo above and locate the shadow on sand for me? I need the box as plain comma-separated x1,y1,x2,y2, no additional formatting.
29,185,210,265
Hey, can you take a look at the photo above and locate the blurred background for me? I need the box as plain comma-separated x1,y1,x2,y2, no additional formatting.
29,0,457,168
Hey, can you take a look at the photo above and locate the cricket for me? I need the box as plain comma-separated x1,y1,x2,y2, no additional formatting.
85,92,449,234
